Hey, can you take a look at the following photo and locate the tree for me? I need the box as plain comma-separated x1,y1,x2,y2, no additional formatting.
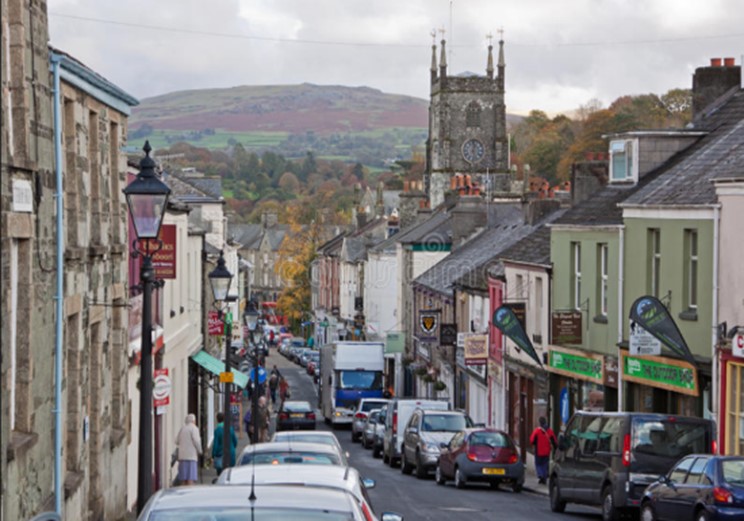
278,171,300,193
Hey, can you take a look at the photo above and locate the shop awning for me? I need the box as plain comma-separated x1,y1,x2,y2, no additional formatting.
191,350,248,389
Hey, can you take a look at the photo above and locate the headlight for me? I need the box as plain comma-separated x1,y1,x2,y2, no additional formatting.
421,442,440,454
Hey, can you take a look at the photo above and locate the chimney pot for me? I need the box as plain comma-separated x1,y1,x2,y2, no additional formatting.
403,181,410,192
711,58,722,67
724,57,735,67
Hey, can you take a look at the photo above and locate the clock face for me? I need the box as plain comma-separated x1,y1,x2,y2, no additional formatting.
462,139,485,164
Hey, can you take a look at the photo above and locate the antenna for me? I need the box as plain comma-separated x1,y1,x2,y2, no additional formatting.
343,465,350,481
249,442,257,501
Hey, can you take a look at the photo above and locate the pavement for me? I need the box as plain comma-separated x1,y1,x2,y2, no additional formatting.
521,451,549,496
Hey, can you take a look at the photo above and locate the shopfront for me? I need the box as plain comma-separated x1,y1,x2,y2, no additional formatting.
547,345,616,432
720,349,744,455
505,357,548,462
621,350,703,417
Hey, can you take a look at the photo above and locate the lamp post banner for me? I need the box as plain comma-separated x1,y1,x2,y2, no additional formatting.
629,295,696,367
493,305,543,368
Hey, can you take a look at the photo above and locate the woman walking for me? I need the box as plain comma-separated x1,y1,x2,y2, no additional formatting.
175,414,202,485
212,412,237,476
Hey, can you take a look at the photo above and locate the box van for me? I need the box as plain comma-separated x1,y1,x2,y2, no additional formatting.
382,398,450,467
550,412,716,521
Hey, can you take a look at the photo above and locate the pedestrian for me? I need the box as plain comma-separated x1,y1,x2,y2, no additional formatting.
529,416,558,484
243,407,253,443
255,396,270,443
279,376,290,404
175,414,202,485
211,412,237,475
307,336,315,349
268,372,279,405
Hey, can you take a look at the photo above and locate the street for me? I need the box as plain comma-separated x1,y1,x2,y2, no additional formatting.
269,350,605,521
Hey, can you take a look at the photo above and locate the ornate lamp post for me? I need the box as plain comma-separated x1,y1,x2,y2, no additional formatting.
124,141,171,513
209,251,234,470
244,303,262,441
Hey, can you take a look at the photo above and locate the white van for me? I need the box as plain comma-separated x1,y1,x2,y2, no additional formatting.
382,398,449,467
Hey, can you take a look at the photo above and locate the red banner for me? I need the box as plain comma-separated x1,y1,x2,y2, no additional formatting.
208,311,224,336
141,224,177,279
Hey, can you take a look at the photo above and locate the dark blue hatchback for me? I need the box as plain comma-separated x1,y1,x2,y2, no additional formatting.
641,455,744,521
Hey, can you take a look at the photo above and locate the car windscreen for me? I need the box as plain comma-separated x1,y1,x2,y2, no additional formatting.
338,371,382,391
149,508,355,520
240,451,341,466
722,460,744,486
422,414,470,432
282,402,312,413
361,401,387,412
276,434,336,446
631,418,712,474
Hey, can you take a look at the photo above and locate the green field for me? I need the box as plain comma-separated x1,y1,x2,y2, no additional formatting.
135,129,290,151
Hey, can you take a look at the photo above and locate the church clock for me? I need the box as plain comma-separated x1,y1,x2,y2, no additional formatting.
462,138,485,165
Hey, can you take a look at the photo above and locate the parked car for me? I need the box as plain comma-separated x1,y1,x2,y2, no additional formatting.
276,400,317,431
306,352,320,374
238,441,347,466
137,483,396,521
372,405,388,458
362,409,383,449
271,430,347,460
550,412,716,521
640,455,744,521
299,349,317,368
383,398,450,467
401,409,474,478
352,398,390,442
435,428,524,492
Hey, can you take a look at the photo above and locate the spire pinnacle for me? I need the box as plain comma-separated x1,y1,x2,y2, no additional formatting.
486,33,494,79
498,27,505,67
430,29,438,73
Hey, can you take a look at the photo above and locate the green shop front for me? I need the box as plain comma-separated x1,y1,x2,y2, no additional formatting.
620,350,704,417
547,345,619,431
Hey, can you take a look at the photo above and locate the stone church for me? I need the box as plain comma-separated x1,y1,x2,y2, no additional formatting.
426,37,509,208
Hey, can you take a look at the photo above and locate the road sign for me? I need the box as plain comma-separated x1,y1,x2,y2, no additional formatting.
248,366,267,385
153,369,172,407
220,371,234,383
733,332,744,358
630,321,661,356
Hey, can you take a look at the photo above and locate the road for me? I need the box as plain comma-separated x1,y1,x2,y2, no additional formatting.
268,349,604,521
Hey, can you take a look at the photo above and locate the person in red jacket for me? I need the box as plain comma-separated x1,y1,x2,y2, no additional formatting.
530,416,557,484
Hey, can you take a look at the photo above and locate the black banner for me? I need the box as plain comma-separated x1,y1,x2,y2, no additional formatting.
629,295,696,367
493,305,543,368
440,323,458,346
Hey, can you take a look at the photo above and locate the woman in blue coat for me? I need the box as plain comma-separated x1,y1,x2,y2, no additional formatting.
211,412,237,475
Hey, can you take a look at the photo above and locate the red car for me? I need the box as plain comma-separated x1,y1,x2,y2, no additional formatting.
436,428,525,492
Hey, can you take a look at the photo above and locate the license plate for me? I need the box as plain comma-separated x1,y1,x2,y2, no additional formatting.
290,413,304,418
483,468,506,475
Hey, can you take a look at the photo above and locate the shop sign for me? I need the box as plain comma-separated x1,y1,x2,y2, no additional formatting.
141,224,177,279
604,355,619,388
386,332,405,354
464,334,488,366
630,321,662,356
733,332,744,359
621,352,698,397
549,347,603,383
629,295,696,367
551,311,582,345
418,309,440,342
440,324,458,346
208,310,224,336
153,368,171,407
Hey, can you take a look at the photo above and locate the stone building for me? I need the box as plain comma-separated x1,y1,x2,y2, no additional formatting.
426,37,509,208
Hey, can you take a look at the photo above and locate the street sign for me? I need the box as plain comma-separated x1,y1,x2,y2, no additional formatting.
630,321,661,356
733,332,744,358
153,369,172,407
248,366,267,384
220,371,234,383
208,311,224,336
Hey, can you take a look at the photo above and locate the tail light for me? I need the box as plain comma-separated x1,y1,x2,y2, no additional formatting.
467,452,477,462
307,412,316,420
508,452,518,464
712,440,718,455
392,412,398,435
622,434,631,467
355,412,367,420
713,487,733,504
278,413,288,420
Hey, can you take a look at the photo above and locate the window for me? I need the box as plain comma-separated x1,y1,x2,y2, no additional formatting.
669,457,695,483
686,457,709,484
647,229,661,297
610,139,635,182
4,21,13,156
109,121,121,245
64,98,79,247
466,101,481,128
9,240,18,430
686,229,698,309
515,274,524,298
89,111,101,244
598,243,608,316
571,242,581,310
534,277,543,342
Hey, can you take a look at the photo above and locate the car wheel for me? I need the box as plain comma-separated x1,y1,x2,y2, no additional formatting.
415,452,428,479
382,449,390,464
373,446,381,459
454,467,466,489
435,465,446,485
601,486,619,521
549,477,567,513
695,510,710,521
512,482,522,494
351,431,359,443
362,436,369,449
640,503,656,521
401,451,413,475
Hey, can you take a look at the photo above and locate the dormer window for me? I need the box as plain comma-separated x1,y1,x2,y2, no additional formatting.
609,139,637,183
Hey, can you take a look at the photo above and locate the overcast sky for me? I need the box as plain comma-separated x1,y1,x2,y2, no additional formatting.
48,0,744,115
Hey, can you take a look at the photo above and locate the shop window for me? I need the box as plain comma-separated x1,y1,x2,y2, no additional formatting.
647,229,661,297
726,362,744,456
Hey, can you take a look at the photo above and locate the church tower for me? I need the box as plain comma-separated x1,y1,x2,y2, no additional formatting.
426,35,509,208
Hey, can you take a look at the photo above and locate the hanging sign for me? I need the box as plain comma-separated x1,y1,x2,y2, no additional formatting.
734,332,744,359
463,334,488,365
629,296,696,367
493,305,542,368
440,323,458,346
418,310,440,342
208,311,224,336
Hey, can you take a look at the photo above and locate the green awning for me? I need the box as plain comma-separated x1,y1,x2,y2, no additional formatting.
191,350,248,389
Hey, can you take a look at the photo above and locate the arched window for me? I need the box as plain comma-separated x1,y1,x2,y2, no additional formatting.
466,101,481,128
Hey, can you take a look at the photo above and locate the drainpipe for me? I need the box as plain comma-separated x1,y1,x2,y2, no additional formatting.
50,52,65,517
617,226,624,412
712,206,720,432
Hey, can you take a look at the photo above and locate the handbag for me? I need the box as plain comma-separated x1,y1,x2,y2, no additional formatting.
214,455,223,469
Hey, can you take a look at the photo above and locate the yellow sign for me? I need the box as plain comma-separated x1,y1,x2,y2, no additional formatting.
220,371,234,383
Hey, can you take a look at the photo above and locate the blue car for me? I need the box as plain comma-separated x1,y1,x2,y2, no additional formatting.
641,455,744,521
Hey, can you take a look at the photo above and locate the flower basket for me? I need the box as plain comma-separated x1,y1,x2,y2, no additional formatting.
413,366,428,377
422,373,435,383
433,381,447,392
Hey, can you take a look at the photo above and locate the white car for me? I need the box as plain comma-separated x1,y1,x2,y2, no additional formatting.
271,430,346,459
351,398,390,442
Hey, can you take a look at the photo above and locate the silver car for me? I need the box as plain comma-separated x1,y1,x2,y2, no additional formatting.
351,398,389,442
401,409,473,479
238,441,348,466
372,405,388,458
362,409,382,449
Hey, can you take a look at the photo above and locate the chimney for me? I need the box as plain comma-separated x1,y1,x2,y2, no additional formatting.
398,184,427,229
523,198,561,225
450,196,486,248
692,58,741,120
261,211,278,228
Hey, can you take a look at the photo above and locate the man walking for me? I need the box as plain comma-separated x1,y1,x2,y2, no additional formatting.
268,367,280,405
255,396,270,443
529,416,557,484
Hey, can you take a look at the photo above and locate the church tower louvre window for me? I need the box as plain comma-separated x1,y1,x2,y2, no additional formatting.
466,102,482,128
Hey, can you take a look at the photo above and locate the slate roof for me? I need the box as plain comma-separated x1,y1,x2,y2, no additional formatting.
162,171,222,204
229,223,264,249
394,208,451,246
623,89,744,206
317,231,346,256
414,203,532,295
183,176,224,199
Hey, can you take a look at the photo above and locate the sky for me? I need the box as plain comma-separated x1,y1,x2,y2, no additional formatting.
48,0,744,115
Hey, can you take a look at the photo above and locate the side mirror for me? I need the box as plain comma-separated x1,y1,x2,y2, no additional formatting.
362,478,376,489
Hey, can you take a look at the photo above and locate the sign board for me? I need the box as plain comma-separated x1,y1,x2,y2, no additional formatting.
12,179,33,212
153,368,172,407
629,295,696,367
208,311,224,336
418,310,440,342
548,346,603,384
385,332,405,354
621,352,698,396
464,334,488,365
732,332,744,359
248,366,267,385
551,311,582,345
630,321,662,356
141,224,177,279
440,324,458,346
504,302,526,330
220,371,234,384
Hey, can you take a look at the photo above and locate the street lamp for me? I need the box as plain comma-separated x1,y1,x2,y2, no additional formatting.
124,141,171,514
209,250,234,471
244,302,263,442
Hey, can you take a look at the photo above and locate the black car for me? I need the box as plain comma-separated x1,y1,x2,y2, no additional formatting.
276,400,317,431
550,412,716,521
641,455,744,521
